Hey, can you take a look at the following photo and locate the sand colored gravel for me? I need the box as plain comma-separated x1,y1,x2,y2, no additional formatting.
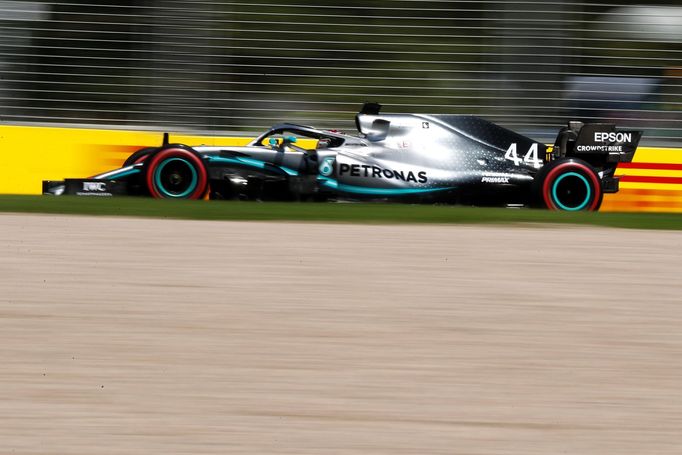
1,214,681,454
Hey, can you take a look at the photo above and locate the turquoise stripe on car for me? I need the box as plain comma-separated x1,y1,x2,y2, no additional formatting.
318,176,450,196
207,156,299,176
102,168,140,180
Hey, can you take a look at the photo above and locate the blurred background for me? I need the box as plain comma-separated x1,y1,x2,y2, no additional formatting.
0,0,681,144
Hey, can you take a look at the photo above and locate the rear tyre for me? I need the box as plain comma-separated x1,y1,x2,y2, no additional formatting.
144,147,208,199
535,158,603,211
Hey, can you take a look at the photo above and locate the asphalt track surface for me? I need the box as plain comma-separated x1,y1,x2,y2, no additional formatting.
1,214,681,455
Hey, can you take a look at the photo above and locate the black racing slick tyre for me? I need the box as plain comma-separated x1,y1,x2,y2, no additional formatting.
535,158,603,211
144,147,208,199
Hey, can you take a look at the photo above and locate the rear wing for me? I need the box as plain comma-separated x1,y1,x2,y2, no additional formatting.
552,121,642,164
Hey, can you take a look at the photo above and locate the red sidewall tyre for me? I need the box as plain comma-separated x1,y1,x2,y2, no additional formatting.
145,147,208,199
539,160,603,211
134,155,149,165
123,147,157,167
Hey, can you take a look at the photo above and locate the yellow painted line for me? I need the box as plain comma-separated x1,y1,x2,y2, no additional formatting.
615,168,682,177
631,147,682,164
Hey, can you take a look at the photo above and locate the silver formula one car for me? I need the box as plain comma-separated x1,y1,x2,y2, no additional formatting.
44,103,641,211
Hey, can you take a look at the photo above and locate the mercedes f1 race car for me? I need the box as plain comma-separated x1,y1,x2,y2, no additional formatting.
43,103,642,211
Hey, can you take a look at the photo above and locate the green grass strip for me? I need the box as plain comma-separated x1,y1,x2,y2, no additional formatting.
0,195,681,230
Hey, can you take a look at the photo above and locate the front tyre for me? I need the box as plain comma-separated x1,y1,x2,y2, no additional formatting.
144,147,208,199
123,147,156,167
536,158,603,211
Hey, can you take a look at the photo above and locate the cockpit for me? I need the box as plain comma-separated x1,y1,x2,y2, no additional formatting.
252,125,348,153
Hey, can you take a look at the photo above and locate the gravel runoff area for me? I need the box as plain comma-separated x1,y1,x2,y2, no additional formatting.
1,214,681,455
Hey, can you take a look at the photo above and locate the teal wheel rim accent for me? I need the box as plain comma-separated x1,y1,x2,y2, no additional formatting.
551,172,592,211
154,157,198,198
